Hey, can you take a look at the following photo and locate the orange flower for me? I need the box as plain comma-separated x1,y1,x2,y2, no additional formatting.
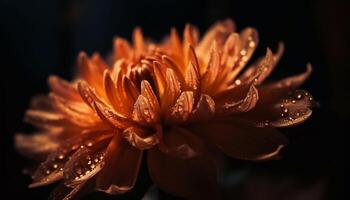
16,19,316,200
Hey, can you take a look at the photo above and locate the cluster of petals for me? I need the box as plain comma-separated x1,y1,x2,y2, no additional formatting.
16,19,316,200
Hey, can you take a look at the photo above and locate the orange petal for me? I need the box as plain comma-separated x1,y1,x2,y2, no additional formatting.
48,76,81,101
239,42,284,83
29,131,113,188
183,24,199,50
258,64,312,104
221,33,240,69
123,126,161,150
114,37,132,60
96,135,142,194
148,148,219,199
15,133,58,160
216,84,259,114
158,127,205,159
196,19,235,59
49,179,94,200
201,41,221,93
168,91,194,123
184,62,200,94
226,27,259,81
243,90,317,127
160,68,181,111
132,27,145,59
103,71,125,114
77,52,105,94
169,27,182,56
24,109,71,130
190,118,288,160
152,61,166,97
132,95,159,125
94,101,137,129
140,80,160,115
29,95,54,111
49,93,98,127
63,147,105,188
190,94,215,122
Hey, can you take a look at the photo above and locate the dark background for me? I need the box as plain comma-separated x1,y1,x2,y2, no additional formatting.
0,0,346,199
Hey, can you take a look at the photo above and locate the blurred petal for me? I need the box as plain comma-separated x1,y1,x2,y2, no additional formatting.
190,118,288,160
49,93,97,127
96,135,142,194
49,179,94,200
148,148,219,199
15,133,58,160
48,76,81,101
114,37,132,60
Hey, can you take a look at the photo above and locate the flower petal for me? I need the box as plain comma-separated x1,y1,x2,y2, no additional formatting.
160,68,181,111
239,42,284,84
63,147,105,188
201,41,221,93
96,134,143,194
226,27,259,81
258,64,312,104
148,148,219,199
183,24,199,49
48,76,81,101
29,131,113,188
132,88,160,125
190,118,288,160
168,91,194,123
190,94,215,122
114,37,132,60
196,19,235,61
243,90,317,127
123,126,161,150
94,101,137,130
49,93,98,127
15,133,58,160
49,179,94,200
158,127,205,159
140,80,160,115
216,84,259,114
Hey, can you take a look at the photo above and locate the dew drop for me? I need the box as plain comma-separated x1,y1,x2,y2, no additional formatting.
86,142,93,147
296,94,302,99
281,113,285,117
264,120,270,126
249,41,255,48
291,100,296,104
240,50,247,56
284,108,289,113
53,164,58,169
309,97,313,101
58,154,64,160
235,79,241,85
280,104,284,108
45,170,50,174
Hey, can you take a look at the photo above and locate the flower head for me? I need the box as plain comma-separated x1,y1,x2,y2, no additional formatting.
16,19,316,199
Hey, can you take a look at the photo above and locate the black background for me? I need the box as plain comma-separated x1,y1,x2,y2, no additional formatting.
0,0,346,199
